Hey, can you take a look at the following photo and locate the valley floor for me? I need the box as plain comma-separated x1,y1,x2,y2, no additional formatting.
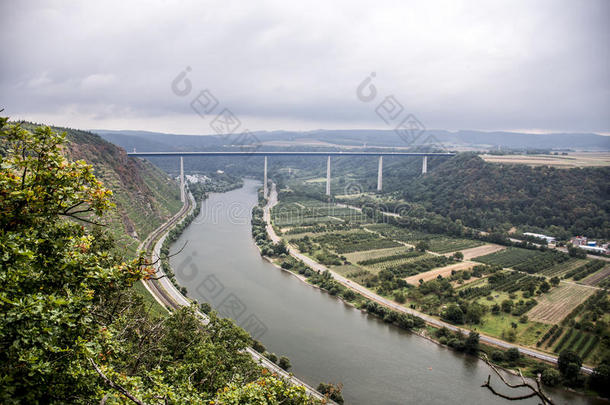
265,183,609,371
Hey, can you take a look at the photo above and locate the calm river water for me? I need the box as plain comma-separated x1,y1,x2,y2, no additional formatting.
170,179,602,405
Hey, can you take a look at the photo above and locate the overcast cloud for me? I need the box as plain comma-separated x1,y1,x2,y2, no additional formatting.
0,0,608,134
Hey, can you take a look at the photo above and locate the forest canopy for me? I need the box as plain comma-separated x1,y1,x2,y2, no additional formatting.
402,154,610,238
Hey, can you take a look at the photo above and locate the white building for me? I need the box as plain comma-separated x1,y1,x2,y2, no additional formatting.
523,232,555,243
578,245,607,254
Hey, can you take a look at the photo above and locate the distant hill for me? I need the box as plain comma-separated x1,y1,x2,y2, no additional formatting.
94,128,610,151
29,124,183,255
402,154,610,238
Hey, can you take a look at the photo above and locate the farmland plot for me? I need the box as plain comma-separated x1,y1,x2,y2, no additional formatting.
272,198,366,226
313,231,401,254
526,284,595,324
344,247,409,264
364,224,430,243
405,261,475,285
451,244,506,260
366,253,434,271
365,224,483,253
541,258,588,278
474,247,544,268
427,238,484,254
582,265,610,286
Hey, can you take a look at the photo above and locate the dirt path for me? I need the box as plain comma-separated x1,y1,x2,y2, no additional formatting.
405,261,476,285
451,243,506,260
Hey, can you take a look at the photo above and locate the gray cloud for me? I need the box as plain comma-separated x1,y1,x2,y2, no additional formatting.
1,0,608,134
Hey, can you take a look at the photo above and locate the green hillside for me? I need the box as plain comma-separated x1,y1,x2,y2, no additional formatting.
402,154,610,238
22,123,183,256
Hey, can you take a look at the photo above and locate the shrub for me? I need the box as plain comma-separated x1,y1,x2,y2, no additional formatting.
265,352,278,363
278,356,292,371
442,304,464,324
394,291,406,303
541,368,561,387
589,364,610,397
490,350,505,362
505,347,520,362
252,340,266,353
342,289,356,301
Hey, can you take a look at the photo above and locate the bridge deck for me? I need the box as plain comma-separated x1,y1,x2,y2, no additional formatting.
128,151,455,157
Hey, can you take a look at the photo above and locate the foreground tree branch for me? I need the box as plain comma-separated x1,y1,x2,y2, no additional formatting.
89,358,146,405
481,355,555,405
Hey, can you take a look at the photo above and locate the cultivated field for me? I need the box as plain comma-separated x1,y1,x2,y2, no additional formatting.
364,253,433,271
344,247,409,263
405,261,475,285
582,265,610,286
481,152,610,168
540,258,589,277
364,223,429,243
474,247,544,268
526,284,595,324
364,223,483,253
445,244,505,260
271,199,367,226
427,238,484,254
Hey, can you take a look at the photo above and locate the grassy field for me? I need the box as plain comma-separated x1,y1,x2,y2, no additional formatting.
304,177,327,183
331,264,364,277
526,284,595,324
481,152,610,168
473,313,551,347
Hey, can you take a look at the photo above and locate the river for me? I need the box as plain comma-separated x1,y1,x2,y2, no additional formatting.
170,179,601,405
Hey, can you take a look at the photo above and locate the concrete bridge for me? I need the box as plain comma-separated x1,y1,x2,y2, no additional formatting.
127,151,455,201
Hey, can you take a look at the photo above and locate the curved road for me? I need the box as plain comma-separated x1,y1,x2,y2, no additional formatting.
263,182,594,374
137,191,329,402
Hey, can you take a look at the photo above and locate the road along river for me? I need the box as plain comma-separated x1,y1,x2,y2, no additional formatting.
170,179,602,405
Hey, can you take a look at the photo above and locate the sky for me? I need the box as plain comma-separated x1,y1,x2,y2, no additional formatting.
1,0,608,135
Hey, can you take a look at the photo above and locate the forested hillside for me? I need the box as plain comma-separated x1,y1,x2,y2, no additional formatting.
22,123,183,255
0,120,317,403
403,154,610,238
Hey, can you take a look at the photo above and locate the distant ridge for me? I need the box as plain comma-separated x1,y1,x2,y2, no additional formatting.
94,128,610,151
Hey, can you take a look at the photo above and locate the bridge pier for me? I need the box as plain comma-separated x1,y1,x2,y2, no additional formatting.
263,156,268,199
180,156,185,202
377,156,383,191
422,155,427,174
326,156,331,196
